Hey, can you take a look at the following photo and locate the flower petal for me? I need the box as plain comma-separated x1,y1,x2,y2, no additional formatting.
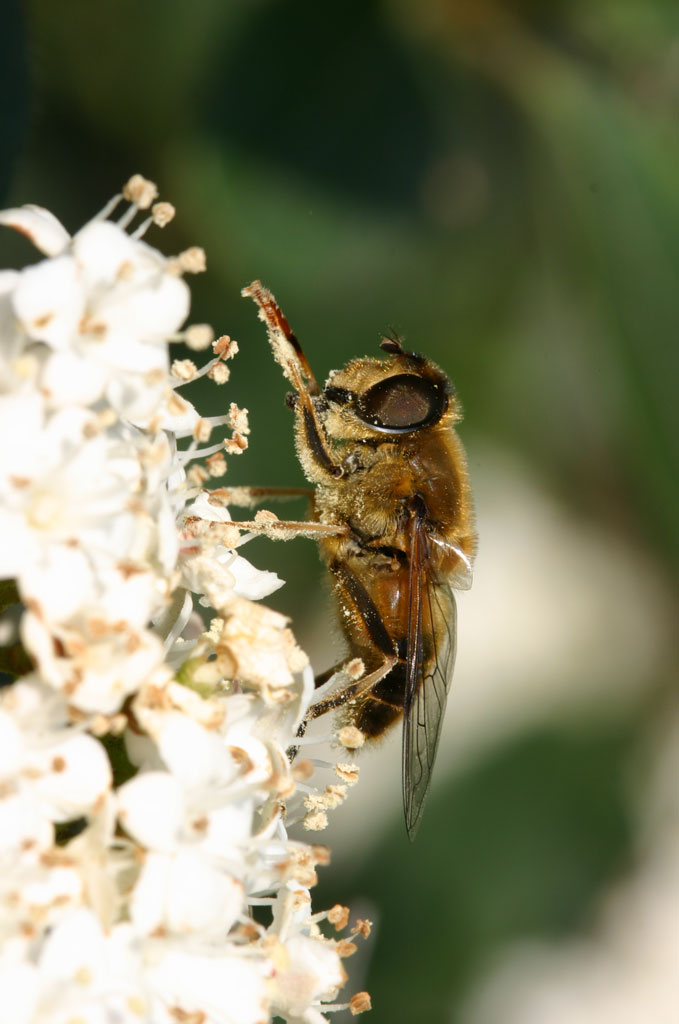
11,255,84,348
130,850,244,936
26,732,112,821
0,205,71,256
117,771,183,851
146,948,270,1024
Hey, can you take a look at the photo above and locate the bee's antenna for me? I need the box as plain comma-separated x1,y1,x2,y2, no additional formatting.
380,336,405,356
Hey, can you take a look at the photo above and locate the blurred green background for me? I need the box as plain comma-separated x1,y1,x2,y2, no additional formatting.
1,2,677,1021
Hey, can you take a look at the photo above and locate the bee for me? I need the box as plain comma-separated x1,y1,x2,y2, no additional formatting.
235,282,476,839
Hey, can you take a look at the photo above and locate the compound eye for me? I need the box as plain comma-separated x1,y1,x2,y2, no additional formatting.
357,373,446,433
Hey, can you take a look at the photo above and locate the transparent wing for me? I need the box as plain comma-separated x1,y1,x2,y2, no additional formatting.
402,515,458,840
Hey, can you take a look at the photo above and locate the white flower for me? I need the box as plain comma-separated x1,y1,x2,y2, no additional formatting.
2,207,190,424
116,716,257,938
4,909,148,1024
144,946,270,1024
180,491,284,606
0,204,71,256
22,609,167,713
217,598,308,690
270,934,347,1023
0,394,143,595
0,678,111,838
0,179,369,1024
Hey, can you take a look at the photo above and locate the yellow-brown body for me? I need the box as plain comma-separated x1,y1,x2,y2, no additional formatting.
242,280,476,836
313,402,475,739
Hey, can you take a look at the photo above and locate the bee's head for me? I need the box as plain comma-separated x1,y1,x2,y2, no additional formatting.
317,337,460,442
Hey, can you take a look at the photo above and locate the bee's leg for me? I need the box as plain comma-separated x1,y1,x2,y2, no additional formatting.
203,486,345,540
287,660,364,759
306,656,398,719
226,519,351,540
288,559,399,762
242,280,321,394
313,661,348,690
287,655,397,761
242,281,345,484
286,662,345,761
212,486,314,509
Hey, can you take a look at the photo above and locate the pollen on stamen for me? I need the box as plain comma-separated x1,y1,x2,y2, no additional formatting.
206,452,227,478
351,919,372,939
122,174,159,209
187,464,210,487
130,200,176,239
171,359,198,382
151,201,175,227
336,939,358,959
170,356,224,389
303,810,329,832
224,432,248,454
324,784,348,808
208,362,231,385
214,335,240,360
184,324,215,352
338,726,365,750
327,905,350,930
227,402,250,435
321,991,372,1017
177,247,207,274
335,762,360,785
350,991,372,1015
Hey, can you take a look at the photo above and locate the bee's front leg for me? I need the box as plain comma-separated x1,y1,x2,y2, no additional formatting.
242,280,345,485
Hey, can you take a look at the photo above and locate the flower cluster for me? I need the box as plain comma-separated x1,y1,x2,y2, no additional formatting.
0,176,370,1024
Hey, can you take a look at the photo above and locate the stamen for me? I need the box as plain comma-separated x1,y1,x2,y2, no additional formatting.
184,324,214,352
151,201,175,227
122,174,158,209
117,203,139,231
177,247,206,274
214,335,239,360
171,358,198,382
94,193,124,221
208,362,231,384
205,451,226,477
189,413,232,445
130,216,153,240
289,731,336,749
170,357,221,387
176,439,226,466
130,202,175,240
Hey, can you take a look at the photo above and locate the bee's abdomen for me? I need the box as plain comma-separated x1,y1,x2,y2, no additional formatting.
352,658,407,740
354,697,402,738
371,660,407,704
